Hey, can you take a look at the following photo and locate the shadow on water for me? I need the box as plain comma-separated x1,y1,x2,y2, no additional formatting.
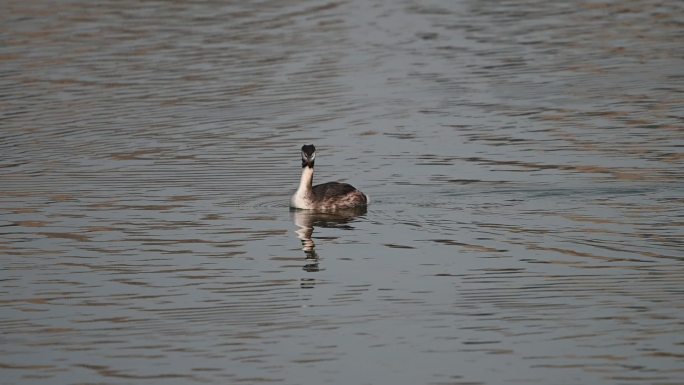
291,206,367,277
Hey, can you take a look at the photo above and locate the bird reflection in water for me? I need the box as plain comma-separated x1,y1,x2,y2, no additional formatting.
291,206,367,282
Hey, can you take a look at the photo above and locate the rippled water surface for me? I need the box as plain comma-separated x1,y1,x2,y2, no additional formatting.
2,1,683,384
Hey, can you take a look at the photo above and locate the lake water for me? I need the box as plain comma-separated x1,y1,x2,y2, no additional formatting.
1,0,683,384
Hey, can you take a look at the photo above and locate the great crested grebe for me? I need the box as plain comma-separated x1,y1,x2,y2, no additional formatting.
290,144,368,210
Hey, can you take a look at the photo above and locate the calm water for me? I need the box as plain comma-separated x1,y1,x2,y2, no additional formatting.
2,0,683,384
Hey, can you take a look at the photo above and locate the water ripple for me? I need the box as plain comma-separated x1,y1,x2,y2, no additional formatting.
2,0,683,384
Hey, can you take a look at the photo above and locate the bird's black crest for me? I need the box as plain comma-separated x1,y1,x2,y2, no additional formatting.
301,144,316,168
302,144,316,156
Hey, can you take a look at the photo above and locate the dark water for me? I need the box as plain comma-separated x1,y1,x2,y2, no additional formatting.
2,0,683,384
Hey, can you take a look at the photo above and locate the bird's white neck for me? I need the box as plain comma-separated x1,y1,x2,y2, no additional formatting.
291,166,315,209
297,166,314,194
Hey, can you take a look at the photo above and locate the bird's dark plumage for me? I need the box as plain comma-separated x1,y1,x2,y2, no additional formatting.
312,182,358,199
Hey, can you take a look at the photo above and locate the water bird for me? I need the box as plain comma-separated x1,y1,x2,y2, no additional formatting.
290,144,368,210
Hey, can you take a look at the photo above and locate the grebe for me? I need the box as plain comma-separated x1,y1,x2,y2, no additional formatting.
290,144,368,210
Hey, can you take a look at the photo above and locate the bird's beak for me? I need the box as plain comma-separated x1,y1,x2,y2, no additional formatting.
301,152,315,168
